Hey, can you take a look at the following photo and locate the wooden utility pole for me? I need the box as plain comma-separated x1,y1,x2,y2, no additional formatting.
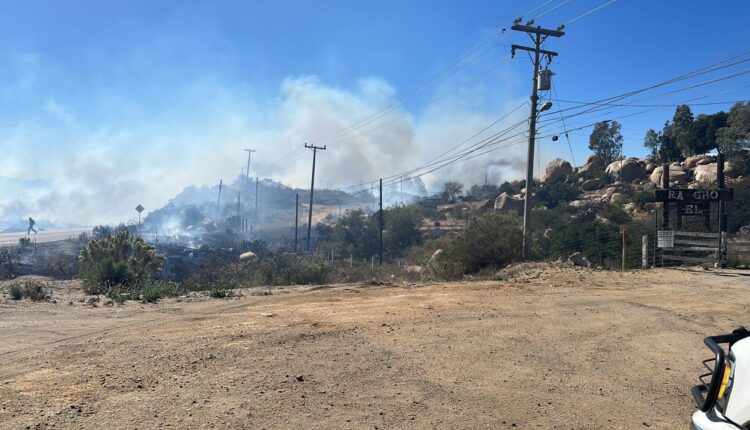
244,148,256,186
511,23,564,261
717,152,726,267
255,177,259,219
294,193,299,253
662,164,670,230
400,176,403,205
379,178,384,266
305,143,326,251
216,179,223,220
236,192,241,231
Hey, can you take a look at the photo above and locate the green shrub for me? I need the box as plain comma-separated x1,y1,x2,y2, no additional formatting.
106,288,129,304
8,284,23,300
78,231,165,294
7,280,49,301
141,281,183,303
24,281,48,301
598,205,632,225
209,288,233,299
441,213,523,275
534,177,580,208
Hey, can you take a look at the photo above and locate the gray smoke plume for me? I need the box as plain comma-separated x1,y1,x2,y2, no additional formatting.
0,72,568,227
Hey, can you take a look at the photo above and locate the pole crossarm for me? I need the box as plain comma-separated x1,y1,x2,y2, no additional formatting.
511,24,565,37
511,44,558,58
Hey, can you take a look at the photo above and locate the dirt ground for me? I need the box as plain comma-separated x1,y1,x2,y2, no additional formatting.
1,265,749,429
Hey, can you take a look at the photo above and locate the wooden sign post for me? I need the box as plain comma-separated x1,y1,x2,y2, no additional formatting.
653,154,733,266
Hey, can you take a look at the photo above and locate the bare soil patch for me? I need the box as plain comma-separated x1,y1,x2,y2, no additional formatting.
1,266,748,429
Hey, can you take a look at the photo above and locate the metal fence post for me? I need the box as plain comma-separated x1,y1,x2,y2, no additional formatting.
642,235,648,269
621,228,628,271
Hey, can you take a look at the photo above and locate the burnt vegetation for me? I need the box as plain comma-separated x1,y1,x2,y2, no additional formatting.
3,103,748,300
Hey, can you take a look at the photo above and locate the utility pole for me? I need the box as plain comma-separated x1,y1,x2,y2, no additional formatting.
255,177,259,219
216,179,223,221
400,176,403,206
717,152,726,267
511,22,564,261
305,143,326,251
379,178,384,266
294,193,299,253
244,148,256,186
236,192,241,231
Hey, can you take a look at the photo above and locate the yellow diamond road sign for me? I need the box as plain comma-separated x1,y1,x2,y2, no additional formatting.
135,204,144,213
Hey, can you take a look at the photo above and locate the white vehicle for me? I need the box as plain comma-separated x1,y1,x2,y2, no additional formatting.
692,327,750,430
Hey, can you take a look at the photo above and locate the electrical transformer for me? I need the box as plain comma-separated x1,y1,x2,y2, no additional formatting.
538,69,554,91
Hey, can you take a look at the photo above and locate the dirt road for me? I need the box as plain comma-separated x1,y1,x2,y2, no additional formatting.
1,265,748,429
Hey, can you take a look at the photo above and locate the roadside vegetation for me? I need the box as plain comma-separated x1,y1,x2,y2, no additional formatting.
6,279,49,302
2,103,748,303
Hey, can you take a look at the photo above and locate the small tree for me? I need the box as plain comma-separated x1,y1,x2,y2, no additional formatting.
671,104,696,157
658,120,682,162
717,102,750,173
643,129,660,161
384,206,422,252
690,112,728,155
440,181,464,203
78,231,165,294
588,120,623,164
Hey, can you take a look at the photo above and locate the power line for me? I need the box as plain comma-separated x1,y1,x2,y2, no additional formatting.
337,118,530,193
523,0,557,17
421,101,528,165
344,54,750,197
318,57,515,147
310,30,508,144
537,72,750,136
551,83,577,167
537,60,750,129
308,0,563,145
554,99,750,108
564,0,617,26
535,0,572,20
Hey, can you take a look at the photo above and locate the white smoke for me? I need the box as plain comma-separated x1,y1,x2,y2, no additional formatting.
0,70,568,227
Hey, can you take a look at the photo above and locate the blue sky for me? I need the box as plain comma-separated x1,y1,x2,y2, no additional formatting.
0,0,749,225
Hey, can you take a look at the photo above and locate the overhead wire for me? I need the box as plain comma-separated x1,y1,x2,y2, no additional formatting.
553,99,750,108
551,83,577,167
522,0,558,17
318,56,514,147
536,59,750,135
308,0,565,145
564,0,617,26
309,30,508,144
537,69,750,136
534,0,572,20
343,52,750,196
538,52,750,122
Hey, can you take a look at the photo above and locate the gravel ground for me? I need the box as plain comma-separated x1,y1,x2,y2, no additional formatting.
0,265,748,429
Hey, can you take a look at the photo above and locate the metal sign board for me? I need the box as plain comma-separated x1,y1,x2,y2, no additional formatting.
654,188,733,203
657,230,674,248
135,204,145,213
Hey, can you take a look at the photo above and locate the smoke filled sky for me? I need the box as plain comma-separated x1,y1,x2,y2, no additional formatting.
0,0,748,226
